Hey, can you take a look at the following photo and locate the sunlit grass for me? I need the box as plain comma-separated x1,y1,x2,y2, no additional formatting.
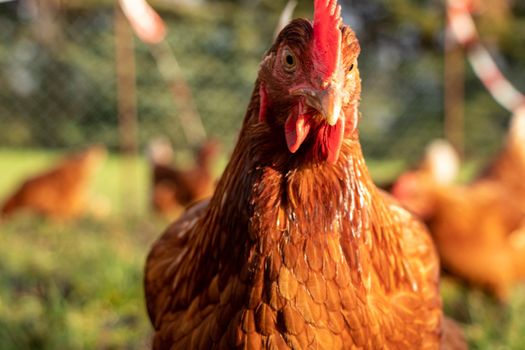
441,278,525,349
0,216,165,349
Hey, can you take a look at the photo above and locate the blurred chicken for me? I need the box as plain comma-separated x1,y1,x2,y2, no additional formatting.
148,138,220,217
391,140,460,217
393,140,525,299
379,139,460,192
145,1,466,348
1,145,107,220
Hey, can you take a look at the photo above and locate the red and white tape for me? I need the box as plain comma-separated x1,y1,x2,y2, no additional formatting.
446,0,525,113
118,0,166,44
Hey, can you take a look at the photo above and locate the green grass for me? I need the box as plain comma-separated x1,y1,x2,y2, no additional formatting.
441,279,525,349
0,148,524,349
0,216,164,349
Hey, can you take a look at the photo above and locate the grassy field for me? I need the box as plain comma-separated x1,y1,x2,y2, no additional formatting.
0,216,163,349
0,148,524,349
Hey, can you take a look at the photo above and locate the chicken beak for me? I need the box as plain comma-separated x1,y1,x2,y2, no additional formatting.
303,84,343,126
287,81,347,163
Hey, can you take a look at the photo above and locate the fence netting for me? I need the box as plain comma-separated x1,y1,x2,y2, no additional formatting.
1,0,524,166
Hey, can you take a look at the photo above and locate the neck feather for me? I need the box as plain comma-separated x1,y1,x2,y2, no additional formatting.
172,88,414,309
203,83,384,253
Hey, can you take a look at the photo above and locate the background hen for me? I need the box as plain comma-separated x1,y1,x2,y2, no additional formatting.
148,138,220,218
144,0,465,348
1,145,107,220
392,138,525,299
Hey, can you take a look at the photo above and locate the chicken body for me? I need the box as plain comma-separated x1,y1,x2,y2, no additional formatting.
145,1,463,348
430,181,525,299
1,146,106,220
146,147,446,349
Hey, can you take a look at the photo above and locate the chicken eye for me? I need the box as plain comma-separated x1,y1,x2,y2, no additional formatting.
282,48,297,73
348,64,355,72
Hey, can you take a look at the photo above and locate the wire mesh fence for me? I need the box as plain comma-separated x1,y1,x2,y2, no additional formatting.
1,0,524,213
0,0,274,153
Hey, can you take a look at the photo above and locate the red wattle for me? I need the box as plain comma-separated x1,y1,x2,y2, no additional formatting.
322,117,345,164
258,84,268,122
285,113,312,154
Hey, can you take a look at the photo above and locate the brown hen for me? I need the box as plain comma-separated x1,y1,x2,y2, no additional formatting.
392,139,525,299
1,145,106,220
149,139,220,217
145,0,465,348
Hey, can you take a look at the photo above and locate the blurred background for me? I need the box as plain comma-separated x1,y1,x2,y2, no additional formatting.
0,0,524,348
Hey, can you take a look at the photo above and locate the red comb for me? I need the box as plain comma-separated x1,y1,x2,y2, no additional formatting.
313,0,343,81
